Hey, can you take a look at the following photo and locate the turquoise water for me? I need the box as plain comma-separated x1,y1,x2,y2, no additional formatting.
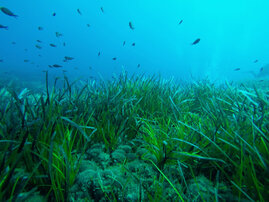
1,0,269,82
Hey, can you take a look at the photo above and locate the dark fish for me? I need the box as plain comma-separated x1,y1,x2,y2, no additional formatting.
30,62,35,65
123,41,126,46
64,56,74,60
11,42,16,45
112,57,117,60
24,49,28,52
38,54,42,57
36,40,42,43
86,24,90,27
132,43,136,46
56,32,63,38
178,20,183,25
49,64,62,68
49,43,56,47
35,45,42,49
137,64,140,68
89,66,92,70
52,12,56,16
234,68,240,71
74,67,78,70
260,67,264,72
62,70,67,73
0,24,8,30
77,9,82,15
129,22,135,30
191,38,200,45
254,59,258,63
0,7,18,18
100,7,104,13
24,59,29,63
38,26,43,31
0,59,3,62
63,42,66,46
98,52,101,56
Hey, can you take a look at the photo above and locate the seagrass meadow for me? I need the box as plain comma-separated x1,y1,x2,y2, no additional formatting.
0,72,269,202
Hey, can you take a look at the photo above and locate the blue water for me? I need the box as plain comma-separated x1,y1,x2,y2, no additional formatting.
1,0,269,83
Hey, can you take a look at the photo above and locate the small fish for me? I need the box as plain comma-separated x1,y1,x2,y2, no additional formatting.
49,64,62,68
178,20,183,25
52,12,56,16
0,59,3,62
64,56,74,60
30,62,35,65
24,49,28,52
11,42,16,45
123,41,126,46
112,57,117,60
0,24,8,30
24,59,29,63
49,43,56,47
64,56,74,62
77,9,82,15
98,52,101,56
74,67,78,70
63,42,66,46
35,45,42,49
38,54,42,57
129,21,135,30
100,7,104,13
86,24,90,27
89,66,92,70
38,26,43,31
253,59,258,63
234,68,240,71
137,64,140,68
132,42,136,46
191,38,200,45
36,40,42,43
0,7,18,18
56,32,63,38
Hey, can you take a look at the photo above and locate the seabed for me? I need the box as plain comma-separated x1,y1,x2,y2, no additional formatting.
0,72,268,201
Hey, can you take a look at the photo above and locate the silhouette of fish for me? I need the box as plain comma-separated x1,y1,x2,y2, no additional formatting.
253,59,258,63
49,64,62,68
129,22,135,30
178,20,183,25
123,41,126,46
101,7,104,13
132,43,136,46
191,38,200,45
56,32,63,38
234,68,240,71
52,12,56,16
77,9,82,15
35,45,42,49
0,24,8,30
0,7,18,18
112,57,117,60
49,44,56,47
